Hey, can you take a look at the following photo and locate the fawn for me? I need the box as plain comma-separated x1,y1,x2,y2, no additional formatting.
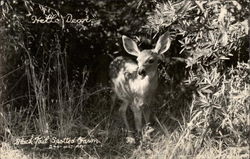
109,32,171,138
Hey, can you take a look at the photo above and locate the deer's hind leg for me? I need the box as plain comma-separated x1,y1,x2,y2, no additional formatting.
110,94,117,113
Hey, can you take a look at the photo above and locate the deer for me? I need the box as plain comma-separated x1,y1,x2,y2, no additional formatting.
109,32,171,142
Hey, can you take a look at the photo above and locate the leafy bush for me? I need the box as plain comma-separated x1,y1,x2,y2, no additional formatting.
144,0,249,152
145,0,249,66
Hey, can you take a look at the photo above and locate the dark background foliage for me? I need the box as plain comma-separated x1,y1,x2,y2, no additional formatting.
0,0,152,106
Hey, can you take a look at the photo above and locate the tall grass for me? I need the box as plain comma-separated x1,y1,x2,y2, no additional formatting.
1,43,249,158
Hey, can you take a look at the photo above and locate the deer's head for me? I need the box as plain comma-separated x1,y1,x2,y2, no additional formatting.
122,32,171,77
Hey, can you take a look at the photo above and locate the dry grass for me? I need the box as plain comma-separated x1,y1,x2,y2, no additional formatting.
0,39,249,158
0,133,249,159
1,63,249,159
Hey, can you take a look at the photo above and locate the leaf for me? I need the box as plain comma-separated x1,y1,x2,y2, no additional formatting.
176,0,193,16
194,1,206,12
207,1,220,6
219,30,228,46
232,1,242,10
202,89,213,94
220,56,230,60
209,31,215,42
218,6,227,22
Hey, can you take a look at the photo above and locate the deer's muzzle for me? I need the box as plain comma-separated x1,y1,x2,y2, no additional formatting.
138,68,146,77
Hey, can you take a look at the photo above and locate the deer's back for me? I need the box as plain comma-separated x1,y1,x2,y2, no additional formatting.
109,56,137,79
109,56,137,100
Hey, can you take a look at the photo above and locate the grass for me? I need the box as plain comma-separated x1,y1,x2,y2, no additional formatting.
0,35,249,158
0,129,249,159
0,61,249,158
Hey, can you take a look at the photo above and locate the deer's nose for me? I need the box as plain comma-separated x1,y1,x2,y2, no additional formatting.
138,69,146,76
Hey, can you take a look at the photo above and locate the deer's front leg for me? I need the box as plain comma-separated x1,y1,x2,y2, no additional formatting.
131,104,142,133
119,101,130,132
143,105,151,125
120,102,136,144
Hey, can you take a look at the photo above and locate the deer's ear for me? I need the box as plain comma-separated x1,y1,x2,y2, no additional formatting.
154,32,171,54
122,35,140,56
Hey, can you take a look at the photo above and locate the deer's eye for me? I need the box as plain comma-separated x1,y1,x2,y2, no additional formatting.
148,59,154,63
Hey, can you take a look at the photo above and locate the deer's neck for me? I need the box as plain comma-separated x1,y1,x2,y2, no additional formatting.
147,70,159,90
147,69,158,81
130,69,158,97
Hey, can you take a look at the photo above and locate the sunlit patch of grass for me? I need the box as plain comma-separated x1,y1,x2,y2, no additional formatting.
0,142,30,159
